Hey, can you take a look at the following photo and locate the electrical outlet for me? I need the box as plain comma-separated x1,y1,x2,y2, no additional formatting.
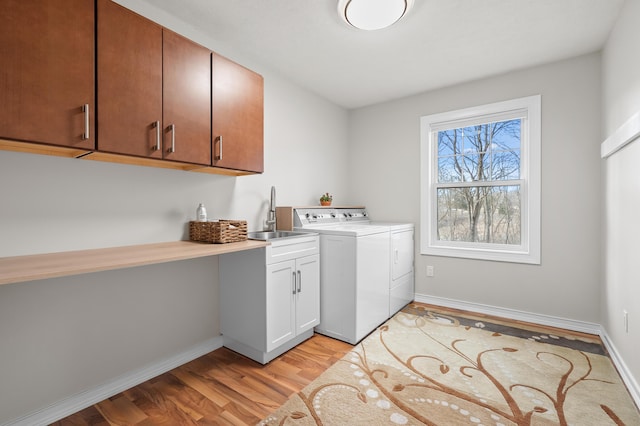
426,265,434,277
623,310,629,333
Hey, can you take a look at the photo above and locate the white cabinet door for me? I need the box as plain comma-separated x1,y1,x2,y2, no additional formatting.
266,260,296,352
266,254,320,351
295,254,320,334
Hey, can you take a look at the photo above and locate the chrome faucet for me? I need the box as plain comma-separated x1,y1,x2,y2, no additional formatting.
266,186,277,231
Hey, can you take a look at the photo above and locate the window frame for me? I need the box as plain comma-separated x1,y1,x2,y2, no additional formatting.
420,95,541,264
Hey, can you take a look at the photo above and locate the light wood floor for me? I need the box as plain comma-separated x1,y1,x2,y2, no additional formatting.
52,333,352,425
52,302,601,425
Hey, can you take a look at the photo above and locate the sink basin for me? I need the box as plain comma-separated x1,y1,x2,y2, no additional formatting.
248,230,311,241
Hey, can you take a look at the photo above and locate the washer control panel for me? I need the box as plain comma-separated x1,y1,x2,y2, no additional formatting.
294,208,369,227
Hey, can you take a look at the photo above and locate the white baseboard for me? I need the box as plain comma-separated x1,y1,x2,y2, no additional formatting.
3,336,223,426
414,293,640,410
414,293,602,334
600,330,640,407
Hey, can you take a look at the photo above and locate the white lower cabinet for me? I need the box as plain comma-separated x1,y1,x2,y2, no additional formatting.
266,254,319,351
219,234,319,364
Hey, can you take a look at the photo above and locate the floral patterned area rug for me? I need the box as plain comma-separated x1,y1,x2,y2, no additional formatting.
259,304,640,425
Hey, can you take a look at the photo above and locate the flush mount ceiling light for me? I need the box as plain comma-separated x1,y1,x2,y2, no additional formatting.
338,0,414,31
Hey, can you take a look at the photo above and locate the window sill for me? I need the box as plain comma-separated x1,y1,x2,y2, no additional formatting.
421,245,540,265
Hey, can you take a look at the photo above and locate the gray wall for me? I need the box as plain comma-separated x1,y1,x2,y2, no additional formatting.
601,0,640,391
348,53,603,323
0,1,349,423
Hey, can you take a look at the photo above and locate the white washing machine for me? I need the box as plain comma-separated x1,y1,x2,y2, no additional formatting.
293,208,412,344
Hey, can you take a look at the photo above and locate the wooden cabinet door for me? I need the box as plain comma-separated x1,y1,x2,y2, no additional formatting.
0,0,95,149
97,0,163,158
212,54,264,173
163,30,211,165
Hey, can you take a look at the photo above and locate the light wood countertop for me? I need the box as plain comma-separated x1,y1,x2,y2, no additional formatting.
0,240,268,286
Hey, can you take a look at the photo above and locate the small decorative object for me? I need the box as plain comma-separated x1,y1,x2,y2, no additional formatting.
320,192,333,206
196,203,207,222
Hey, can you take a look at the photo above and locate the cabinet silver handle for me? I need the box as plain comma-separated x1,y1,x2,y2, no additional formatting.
297,270,302,293
292,271,297,294
168,124,176,153
82,104,90,140
215,135,223,160
152,121,161,151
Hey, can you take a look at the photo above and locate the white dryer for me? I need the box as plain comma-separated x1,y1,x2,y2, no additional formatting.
370,221,415,315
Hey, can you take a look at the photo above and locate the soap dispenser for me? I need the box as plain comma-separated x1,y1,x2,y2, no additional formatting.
196,203,207,222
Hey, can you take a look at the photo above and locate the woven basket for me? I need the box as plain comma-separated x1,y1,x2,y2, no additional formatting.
189,220,248,244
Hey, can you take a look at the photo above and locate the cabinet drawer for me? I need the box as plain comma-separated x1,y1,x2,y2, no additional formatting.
266,235,319,265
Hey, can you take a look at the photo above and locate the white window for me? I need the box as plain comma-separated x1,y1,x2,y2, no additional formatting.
420,95,541,264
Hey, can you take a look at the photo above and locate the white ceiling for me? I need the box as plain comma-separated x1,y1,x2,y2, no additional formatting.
144,0,624,109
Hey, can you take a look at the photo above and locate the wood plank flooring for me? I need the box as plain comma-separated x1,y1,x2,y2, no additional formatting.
52,334,352,425
52,302,601,425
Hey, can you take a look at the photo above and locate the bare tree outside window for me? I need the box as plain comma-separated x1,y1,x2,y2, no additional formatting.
436,119,521,245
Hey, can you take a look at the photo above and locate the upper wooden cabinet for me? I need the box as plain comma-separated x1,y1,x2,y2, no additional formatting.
163,30,212,165
0,0,95,149
213,54,264,173
97,0,211,166
97,0,162,159
0,0,263,175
